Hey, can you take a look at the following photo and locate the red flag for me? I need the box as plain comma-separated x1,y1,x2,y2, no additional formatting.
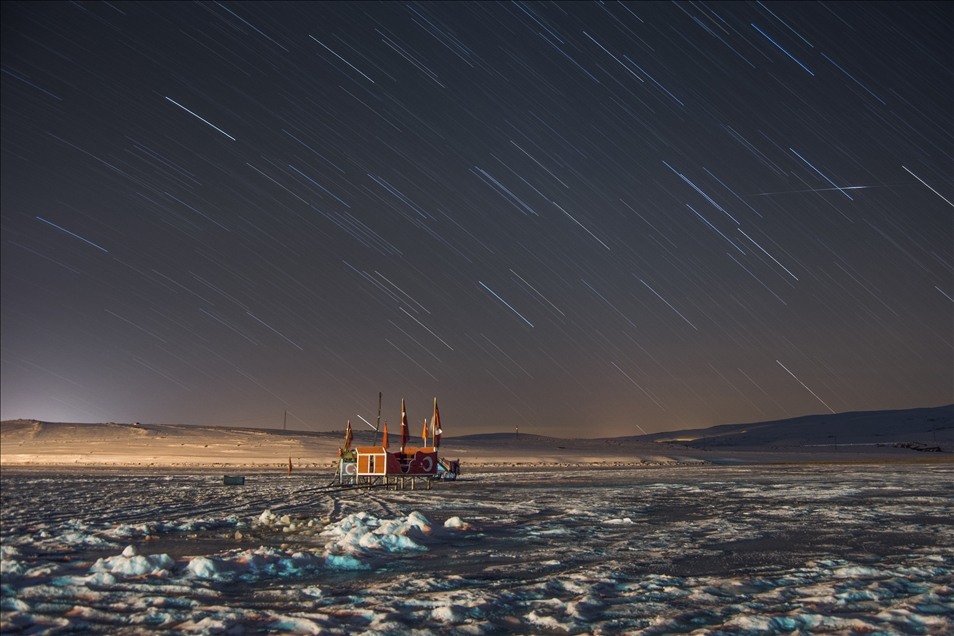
422,419,428,447
400,399,409,451
381,421,389,450
344,420,353,450
433,399,442,448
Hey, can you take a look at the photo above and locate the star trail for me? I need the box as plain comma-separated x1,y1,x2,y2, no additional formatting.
1,2,951,436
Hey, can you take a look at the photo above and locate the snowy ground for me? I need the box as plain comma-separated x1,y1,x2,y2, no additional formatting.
2,464,952,634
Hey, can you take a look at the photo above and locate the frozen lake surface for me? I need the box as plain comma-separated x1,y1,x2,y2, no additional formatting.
2,463,952,634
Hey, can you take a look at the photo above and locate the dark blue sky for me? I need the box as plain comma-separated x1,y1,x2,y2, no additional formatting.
2,2,951,436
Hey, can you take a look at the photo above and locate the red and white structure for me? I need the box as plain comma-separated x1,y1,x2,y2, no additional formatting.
336,397,458,488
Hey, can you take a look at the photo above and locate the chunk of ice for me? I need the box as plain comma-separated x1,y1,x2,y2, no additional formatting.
324,553,369,570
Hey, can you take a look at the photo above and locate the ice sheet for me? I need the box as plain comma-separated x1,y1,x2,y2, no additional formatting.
2,464,952,634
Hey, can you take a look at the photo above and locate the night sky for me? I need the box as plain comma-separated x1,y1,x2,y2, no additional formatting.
2,2,951,437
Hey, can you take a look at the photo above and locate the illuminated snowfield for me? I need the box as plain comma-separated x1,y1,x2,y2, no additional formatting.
2,464,951,634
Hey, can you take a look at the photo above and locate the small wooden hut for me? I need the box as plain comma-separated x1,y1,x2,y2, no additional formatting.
334,397,457,489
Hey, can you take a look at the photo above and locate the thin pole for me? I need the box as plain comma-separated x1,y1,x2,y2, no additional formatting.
373,392,382,446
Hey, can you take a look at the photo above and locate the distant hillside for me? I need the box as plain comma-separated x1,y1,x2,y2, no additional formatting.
637,405,953,449
3,405,951,467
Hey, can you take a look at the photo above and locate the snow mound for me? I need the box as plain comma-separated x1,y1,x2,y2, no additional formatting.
431,604,465,623
89,545,174,577
605,517,635,525
1,546,21,559
320,511,433,562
